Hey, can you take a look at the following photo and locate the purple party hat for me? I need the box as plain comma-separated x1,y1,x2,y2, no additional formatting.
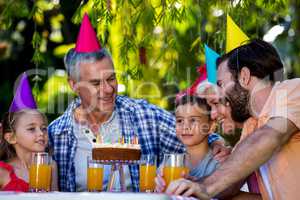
9,72,37,112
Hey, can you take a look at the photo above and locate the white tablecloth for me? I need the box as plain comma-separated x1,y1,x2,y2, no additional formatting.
0,192,199,200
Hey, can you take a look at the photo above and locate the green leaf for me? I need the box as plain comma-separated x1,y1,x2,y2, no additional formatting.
190,37,201,52
71,0,85,24
31,49,45,66
32,31,42,48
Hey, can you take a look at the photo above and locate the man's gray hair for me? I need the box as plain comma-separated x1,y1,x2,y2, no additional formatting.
64,48,112,81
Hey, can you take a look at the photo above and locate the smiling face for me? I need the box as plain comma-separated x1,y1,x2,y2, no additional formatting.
70,57,118,114
9,110,48,153
175,103,211,147
196,61,243,134
207,95,240,134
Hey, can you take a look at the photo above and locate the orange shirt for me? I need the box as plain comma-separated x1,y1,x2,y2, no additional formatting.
240,79,300,200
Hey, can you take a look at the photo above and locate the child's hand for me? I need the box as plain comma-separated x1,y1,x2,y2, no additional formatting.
154,168,166,193
155,166,191,193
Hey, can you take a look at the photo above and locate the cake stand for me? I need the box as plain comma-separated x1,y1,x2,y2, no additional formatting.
98,160,140,192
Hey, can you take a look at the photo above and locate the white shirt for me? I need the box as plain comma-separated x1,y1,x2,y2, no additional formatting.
73,111,132,191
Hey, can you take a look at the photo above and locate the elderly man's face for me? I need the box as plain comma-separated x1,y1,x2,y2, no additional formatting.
74,57,118,114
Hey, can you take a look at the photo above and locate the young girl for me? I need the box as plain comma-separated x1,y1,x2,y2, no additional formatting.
0,109,58,192
155,95,221,192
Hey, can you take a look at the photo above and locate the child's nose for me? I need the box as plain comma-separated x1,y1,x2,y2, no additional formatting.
183,121,191,130
37,129,45,136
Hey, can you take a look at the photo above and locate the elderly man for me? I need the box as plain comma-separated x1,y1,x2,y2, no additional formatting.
48,14,224,192
165,39,300,200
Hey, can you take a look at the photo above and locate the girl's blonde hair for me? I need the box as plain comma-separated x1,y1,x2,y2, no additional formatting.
0,109,48,161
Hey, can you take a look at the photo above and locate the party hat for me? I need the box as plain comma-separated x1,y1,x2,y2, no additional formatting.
205,44,220,84
226,15,249,53
176,65,207,102
75,13,101,53
9,72,37,112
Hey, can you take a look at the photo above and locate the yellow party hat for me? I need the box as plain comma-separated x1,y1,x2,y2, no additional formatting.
226,14,249,53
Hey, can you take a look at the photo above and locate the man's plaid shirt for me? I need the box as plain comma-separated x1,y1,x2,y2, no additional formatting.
48,95,220,192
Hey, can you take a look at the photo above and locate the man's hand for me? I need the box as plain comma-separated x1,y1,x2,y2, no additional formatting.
165,178,211,200
212,141,231,162
200,118,299,197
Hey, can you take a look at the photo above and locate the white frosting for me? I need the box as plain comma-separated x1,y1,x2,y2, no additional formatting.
92,143,141,150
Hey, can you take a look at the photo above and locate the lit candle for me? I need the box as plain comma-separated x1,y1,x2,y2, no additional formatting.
99,134,104,143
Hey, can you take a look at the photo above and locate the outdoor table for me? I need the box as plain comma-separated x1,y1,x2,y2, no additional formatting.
0,192,201,200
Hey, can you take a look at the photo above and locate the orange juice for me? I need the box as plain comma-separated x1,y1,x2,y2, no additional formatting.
163,166,189,188
87,167,103,191
139,164,157,192
29,164,52,191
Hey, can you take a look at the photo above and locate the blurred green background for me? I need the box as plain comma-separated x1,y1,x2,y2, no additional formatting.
1,0,299,125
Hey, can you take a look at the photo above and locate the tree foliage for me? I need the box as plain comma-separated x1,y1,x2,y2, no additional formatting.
0,0,299,118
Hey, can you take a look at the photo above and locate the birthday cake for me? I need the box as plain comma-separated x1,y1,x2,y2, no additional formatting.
92,137,141,161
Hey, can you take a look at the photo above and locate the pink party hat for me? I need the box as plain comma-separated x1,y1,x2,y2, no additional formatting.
75,13,101,53
9,72,37,112
176,64,207,102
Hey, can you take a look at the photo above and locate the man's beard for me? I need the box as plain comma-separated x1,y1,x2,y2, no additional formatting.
226,82,251,123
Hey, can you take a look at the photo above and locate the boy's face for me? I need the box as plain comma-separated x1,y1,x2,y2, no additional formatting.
175,103,211,147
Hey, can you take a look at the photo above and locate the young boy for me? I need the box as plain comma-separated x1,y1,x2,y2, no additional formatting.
155,95,220,192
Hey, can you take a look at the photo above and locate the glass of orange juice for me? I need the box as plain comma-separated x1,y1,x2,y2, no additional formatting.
29,152,52,192
139,154,157,192
87,157,104,192
162,153,189,189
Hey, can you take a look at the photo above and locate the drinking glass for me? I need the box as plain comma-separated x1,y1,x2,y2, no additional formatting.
139,154,157,192
87,157,104,192
162,153,189,189
29,152,52,192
